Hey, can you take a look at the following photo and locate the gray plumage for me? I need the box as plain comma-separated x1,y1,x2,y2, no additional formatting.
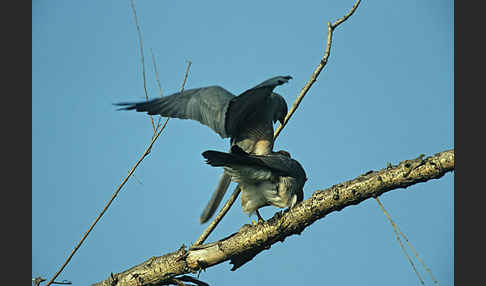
115,76,290,140
202,145,307,217
115,75,291,223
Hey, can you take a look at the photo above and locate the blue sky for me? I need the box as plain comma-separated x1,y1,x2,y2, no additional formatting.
32,1,453,285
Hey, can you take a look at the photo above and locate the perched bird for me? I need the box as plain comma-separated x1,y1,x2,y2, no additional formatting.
202,145,307,222
115,75,291,223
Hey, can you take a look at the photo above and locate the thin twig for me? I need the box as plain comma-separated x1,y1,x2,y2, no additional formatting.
150,48,164,129
131,172,143,185
150,48,164,98
193,187,241,246
376,197,440,285
130,0,156,133
145,60,191,158
275,0,361,138
397,228,440,285
181,60,192,90
45,20,193,286
331,0,361,28
45,120,170,286
375,198,425,286
194,0,362,247
44,61,192,284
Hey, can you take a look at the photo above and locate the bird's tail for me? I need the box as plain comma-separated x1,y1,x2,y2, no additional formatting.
202,146,250,167
202,150,237,167
199,172,232,224
200,147,260,224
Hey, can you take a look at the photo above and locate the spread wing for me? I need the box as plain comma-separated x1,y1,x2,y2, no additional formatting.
115,86,235,138
225,76,290,138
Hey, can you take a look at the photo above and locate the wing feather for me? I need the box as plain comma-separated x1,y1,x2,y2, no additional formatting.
115,86,234,138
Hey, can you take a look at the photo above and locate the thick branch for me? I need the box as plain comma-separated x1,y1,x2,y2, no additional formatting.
93,149,454,286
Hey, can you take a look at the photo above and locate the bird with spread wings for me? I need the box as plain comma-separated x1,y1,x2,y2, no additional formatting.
115,75,291,223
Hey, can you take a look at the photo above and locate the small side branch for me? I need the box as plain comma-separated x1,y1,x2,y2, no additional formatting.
43,45,192,286
130,0,156,133
273,0,361,138
93,149,454,286
376,198,440,285
375,198,425,285
193,187,241,246
195,0,362,247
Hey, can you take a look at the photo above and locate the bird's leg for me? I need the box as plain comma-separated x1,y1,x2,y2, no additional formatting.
250,210,265,225
256,209,265,224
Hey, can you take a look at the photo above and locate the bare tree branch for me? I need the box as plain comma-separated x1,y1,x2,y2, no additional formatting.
43,42,192,286
194,0,362,247
93,149,454,286
44,114,169,286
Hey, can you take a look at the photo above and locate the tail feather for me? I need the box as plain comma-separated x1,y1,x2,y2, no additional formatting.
202,148,266,170
114,98,165,116
199,172,232,224
202,150,243,167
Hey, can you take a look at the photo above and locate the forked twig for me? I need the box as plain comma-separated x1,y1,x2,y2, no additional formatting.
44,118,170,286
193,0,362,247
376,197,439,285
274,0,361,138
150,48,164,129
150,48,164,98
130,0,156,133
375,198,425,285
44,3,192,284
397,227,440,285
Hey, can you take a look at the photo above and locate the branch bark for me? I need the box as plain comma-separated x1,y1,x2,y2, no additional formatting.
93,149,454,286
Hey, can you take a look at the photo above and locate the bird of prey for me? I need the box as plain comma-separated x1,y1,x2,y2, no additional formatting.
202,145,307,222
115,75,291,223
